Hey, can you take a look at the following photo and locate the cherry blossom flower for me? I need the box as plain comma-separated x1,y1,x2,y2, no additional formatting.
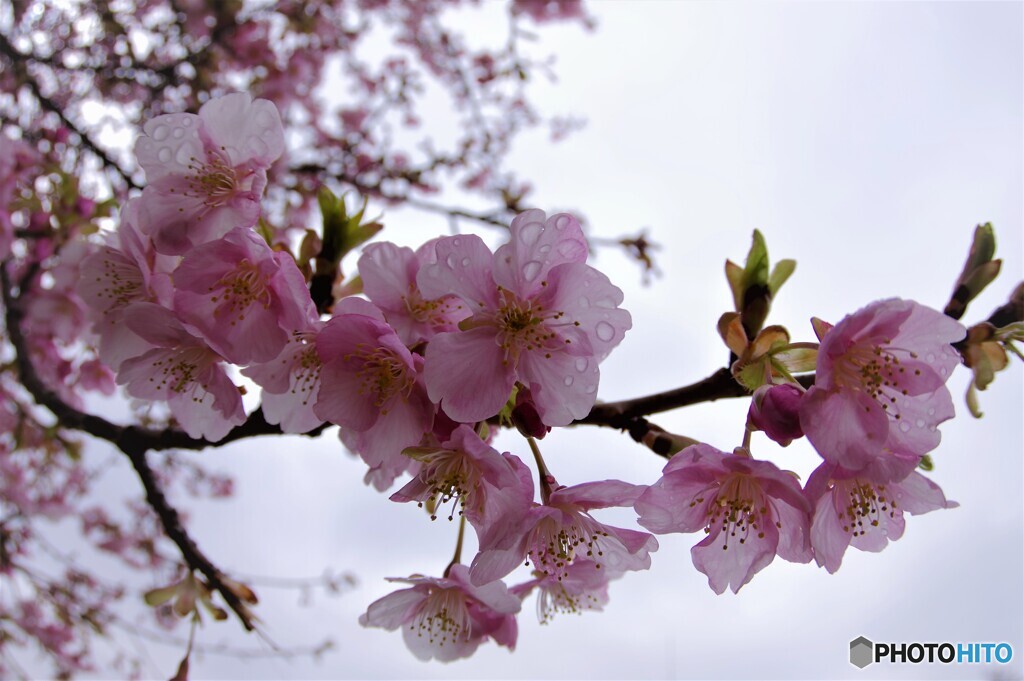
78,201,177,370
172,228,316,366
804,462,957,573
635,444,812,594
471,478,656,585
315,302,433,490
417,209,630,426
359,564,519,662
511,560,611,624
134,92,284,254
359,240,470,346
116,303,245,441
390,426,535,535
799,299,966,481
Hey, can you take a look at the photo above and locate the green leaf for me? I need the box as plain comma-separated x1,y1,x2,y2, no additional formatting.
725,260,744,311
768,259,796,295
742,229,770,289
918,454,934,472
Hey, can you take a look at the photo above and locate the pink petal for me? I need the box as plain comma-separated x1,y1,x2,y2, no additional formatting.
134,113,203,181
492,210,588,298
416,234,498,309
198,93,285,166
891,471,958,514
423,329,515,423
551,480,647,509
359,588,425,630
517,347,600,426
359,242,417,311
540,262,631,360
691,520,778,594
810,492,852,574
800,386,889,471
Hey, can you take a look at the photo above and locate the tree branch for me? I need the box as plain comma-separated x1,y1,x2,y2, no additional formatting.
0,31,141,191
0,264,331,630
576,368,815,429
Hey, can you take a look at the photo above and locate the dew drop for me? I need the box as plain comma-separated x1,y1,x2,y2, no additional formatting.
926,353,936,363
446,254,457,269
523,260,542,282
555,215,571,230
172,126,185,140
915,419,925,428
460,257,471,267
453,237,461,246
538,244,552,255
520,221,543,245
181,116,193,127
585,384,597,394
927,407,935,416
880,528,889,537
899,421,911,433
595,321,615,342
563,375,574,386
575,358,588,372
157,147,172,163
150,124,169,141
577,296,591,309
939,367,948,376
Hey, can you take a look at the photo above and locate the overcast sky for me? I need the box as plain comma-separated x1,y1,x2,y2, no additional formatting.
69,2,1023,679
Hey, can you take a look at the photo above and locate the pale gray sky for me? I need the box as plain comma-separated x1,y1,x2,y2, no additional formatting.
73,2,1022,679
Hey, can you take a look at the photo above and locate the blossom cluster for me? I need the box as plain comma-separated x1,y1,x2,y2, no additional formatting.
69,94,975,665
74,93,660,661
636,298,964,595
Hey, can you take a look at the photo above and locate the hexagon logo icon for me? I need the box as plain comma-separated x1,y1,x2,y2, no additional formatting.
850,636,874,668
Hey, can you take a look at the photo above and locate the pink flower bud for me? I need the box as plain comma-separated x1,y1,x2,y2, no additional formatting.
748,383,804,446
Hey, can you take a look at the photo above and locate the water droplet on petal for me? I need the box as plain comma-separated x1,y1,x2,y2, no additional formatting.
939,367,947,376
181,117,193,127
595,321,615,342
523,260,542,281
585,384,597,394
577,296,590,309
899,421,911,433
880,527,889,537
520,221,543,245
151,125,169,141
453,237,461,246
446,254,457,269
538,244,552,255
555,215,571,230
575,358,588,372
460,257,471,267
563,375,574,386
927,407,935,416
157,147,172,163
926,353,936,363
172,127,185,139
915,419,925,428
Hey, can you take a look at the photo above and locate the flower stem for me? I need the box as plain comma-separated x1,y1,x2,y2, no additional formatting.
527,436,556,505
443,515,466,578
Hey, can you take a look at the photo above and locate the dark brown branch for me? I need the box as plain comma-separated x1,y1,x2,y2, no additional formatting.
576,368,815,429
0,31,141,191
0,264,326,630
